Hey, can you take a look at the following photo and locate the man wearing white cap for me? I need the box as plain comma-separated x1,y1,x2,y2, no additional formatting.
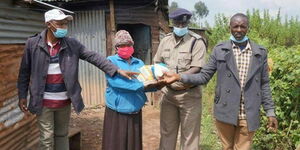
17,9,137,150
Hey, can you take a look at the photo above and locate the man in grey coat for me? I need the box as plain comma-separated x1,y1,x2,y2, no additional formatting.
163,13,278,150
17,9,137,150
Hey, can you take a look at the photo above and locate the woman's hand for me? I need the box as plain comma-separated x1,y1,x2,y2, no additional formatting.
117,69,139,80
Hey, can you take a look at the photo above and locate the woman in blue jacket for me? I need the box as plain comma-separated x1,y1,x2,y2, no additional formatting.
102,30,161,150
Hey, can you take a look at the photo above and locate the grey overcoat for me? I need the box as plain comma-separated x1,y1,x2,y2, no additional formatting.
181,40,275,131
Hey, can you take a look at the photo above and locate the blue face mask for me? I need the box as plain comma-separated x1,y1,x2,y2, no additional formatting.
173,27,188,37
230,35,248,43
52,28,68,38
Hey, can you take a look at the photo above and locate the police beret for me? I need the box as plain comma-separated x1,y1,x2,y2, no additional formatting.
169,8,192,22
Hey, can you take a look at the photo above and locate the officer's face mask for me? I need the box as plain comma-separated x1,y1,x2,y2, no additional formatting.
49,22,68,38
173,27,188,37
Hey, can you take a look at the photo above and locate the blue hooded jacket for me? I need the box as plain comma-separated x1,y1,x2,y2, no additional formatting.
105,55,147,114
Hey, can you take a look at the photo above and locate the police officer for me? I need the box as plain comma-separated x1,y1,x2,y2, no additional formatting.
154,8,207,150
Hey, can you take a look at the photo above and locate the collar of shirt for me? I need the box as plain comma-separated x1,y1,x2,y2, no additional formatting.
47,40,61,56
171,32,190,47
47,40,61,48
115,54,139,64
232,41,252,53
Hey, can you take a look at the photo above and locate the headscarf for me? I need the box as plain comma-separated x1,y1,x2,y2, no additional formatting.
113,30,134,48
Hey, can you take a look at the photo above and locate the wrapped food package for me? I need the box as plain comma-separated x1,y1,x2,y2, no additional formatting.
137,63,169,82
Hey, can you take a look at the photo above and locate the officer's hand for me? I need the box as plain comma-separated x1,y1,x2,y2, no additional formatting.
19,98,28,113
117,69,139,80
162,72,181,84
267,116,278,132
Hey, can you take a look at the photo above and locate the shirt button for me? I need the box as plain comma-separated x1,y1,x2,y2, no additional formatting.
226,89,231,93
227,73,231,77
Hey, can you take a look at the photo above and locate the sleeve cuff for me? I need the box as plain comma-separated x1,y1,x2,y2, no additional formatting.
110,67,119,77
266,109,276,117
18,92,28,100
179,74,188,83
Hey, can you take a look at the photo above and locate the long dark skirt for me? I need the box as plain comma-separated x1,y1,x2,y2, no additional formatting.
102,107,143,150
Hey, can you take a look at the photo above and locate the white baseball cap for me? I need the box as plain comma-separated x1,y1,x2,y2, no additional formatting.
44,9,73,23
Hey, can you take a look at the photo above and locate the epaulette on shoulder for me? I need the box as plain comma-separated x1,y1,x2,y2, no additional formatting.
166,32,172,36
166,32,173,36
189,31,202,40
160,32,173,40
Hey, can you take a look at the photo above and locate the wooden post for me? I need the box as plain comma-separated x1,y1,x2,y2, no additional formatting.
109,0,116,55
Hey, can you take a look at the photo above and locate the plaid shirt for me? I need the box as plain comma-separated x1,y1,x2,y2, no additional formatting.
232,42,252,119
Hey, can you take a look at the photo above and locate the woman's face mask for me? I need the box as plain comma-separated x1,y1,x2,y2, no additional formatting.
117,46,134,59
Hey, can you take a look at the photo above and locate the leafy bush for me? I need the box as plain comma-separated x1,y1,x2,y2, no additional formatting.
253,46,300,150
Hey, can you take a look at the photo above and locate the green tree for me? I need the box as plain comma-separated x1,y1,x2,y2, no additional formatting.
169,1,178,14
194,1,209,19
191,1,209,28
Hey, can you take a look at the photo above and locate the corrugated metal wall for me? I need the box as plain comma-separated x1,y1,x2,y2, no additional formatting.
69,10,107,106
0,44,39,149
0,1,43,148
0,7,44,44
0,45,24,126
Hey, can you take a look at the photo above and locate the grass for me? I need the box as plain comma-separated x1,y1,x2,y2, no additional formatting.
200,76,222,150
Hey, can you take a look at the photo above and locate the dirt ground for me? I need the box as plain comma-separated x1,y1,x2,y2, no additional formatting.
69,104,160,150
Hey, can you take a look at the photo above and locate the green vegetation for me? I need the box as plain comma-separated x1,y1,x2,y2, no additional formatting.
200,76,222,150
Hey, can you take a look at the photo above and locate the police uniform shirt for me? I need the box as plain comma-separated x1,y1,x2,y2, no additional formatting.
154,31,206,97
